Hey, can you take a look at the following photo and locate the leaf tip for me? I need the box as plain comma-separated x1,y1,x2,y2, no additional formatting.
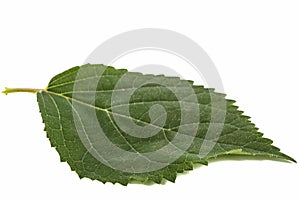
286,155,297,163
276,151,297,163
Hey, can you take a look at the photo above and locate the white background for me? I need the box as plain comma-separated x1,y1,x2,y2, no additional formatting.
0,0,299,199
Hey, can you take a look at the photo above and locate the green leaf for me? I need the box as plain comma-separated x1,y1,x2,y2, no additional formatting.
3,64,296,185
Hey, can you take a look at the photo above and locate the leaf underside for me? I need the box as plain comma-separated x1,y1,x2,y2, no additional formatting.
37,64,295,185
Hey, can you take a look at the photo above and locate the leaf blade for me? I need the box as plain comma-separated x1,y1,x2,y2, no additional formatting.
37,64,295,185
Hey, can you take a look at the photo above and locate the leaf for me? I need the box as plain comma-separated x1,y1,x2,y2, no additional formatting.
4,64,296,185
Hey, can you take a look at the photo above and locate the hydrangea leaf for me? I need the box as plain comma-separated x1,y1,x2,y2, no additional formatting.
3,64,296,185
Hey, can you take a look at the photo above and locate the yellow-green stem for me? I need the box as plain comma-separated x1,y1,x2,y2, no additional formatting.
2,87,44,95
